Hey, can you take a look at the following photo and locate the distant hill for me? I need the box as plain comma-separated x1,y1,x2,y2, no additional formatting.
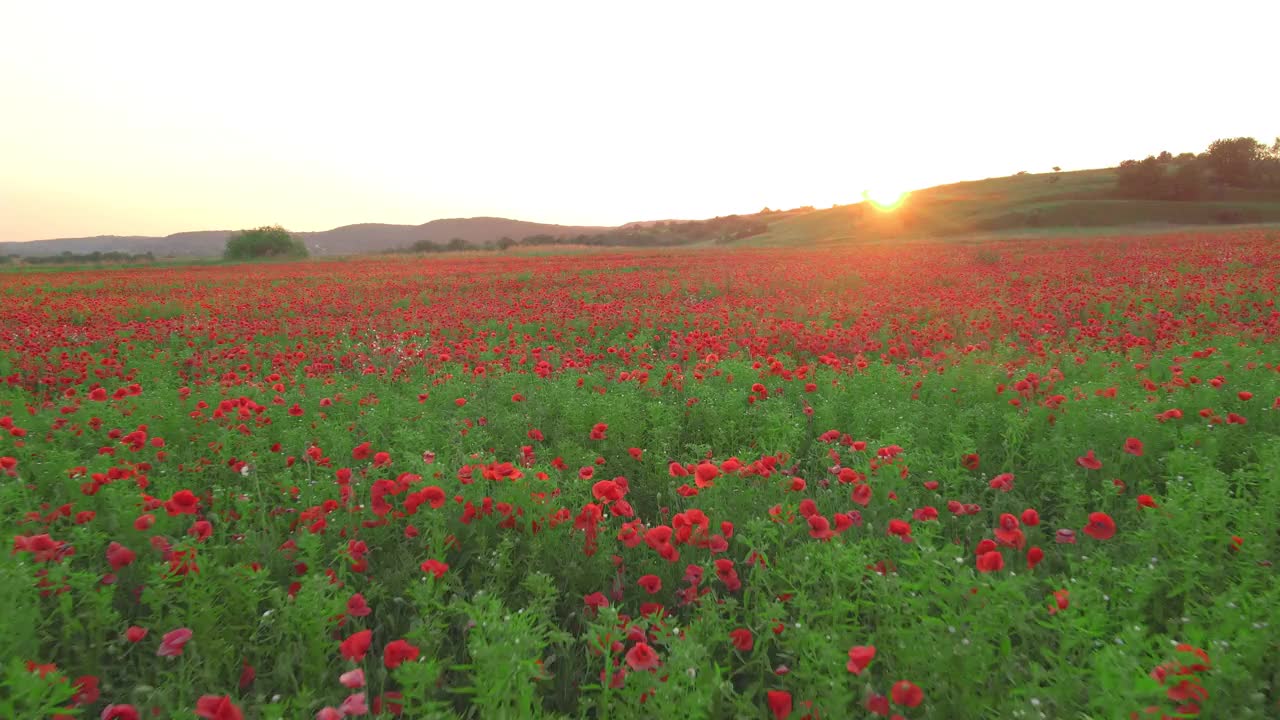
1,218,612,258
748,168,1280,246
12,160,1280,259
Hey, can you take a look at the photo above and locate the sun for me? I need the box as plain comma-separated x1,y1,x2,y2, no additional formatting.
863,188,907,210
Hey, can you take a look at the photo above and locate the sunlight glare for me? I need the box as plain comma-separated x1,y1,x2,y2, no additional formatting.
863,188,907,210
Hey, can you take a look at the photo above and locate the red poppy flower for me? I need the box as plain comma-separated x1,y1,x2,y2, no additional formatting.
1123,437,1144,456
846,645,876,674
1076,450,1102,470
637,574,662,594
694,461,720,487
583,592,609,612
383,639,420,669
852,483,872,507
625,641,661,671
106,542,136,570
729,628,754,652
808,514,834,540
346,593,372,617
890,680,924,708
1026,546,1044,569
994,513,1021,546
976,550,1004,573
1082,512,1116,540
420,559,449,579
766,690,793,719
164,489,199,516
195,695,243,720
340,629,373,662
71,675,99,705
1047,589,1070,615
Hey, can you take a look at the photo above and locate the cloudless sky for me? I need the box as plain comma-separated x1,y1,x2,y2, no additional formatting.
2,0,1276,241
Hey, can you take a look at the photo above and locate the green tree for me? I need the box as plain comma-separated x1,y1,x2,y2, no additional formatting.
1203,137,1265,187
446,237,468,252
223,225,308,261
496,236,516,251
1115,157,1165,198
1166,161,1205,200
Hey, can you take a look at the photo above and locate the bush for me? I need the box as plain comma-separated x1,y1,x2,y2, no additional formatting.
1116,156,1205,201
223,225,308,261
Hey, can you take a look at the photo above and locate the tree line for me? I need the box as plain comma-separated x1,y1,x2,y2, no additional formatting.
1116,136,1280,200
0,251,156,266
396,214,770,254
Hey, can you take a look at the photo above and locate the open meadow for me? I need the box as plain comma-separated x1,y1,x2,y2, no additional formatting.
2,230,1278,719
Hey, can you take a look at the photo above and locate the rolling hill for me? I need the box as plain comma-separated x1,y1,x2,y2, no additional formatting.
749,168,1280,246
1,218,612,258
9,166,1280,259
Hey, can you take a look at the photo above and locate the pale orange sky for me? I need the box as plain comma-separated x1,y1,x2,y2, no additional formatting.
2,1,1276,241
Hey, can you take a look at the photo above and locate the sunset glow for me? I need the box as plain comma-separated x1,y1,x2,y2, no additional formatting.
1,1,1277,241
864,189,907,211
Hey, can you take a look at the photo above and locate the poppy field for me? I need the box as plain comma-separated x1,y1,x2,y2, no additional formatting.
2,230,1279,719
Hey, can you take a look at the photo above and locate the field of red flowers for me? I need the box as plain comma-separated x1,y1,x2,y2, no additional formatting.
2,230,1278,719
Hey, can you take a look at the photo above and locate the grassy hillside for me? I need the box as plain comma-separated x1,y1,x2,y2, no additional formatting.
751,169,1280,246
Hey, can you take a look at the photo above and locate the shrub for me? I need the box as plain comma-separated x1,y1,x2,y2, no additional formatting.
223,225,308,261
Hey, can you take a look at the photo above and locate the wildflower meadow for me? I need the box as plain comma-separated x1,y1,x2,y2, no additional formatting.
2,230,1278,719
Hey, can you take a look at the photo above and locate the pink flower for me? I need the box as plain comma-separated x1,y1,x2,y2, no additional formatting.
157,627,193,657
340,693,368,716
339,668,366,689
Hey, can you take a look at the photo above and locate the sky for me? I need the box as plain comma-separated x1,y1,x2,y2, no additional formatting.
2,0,1277,241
